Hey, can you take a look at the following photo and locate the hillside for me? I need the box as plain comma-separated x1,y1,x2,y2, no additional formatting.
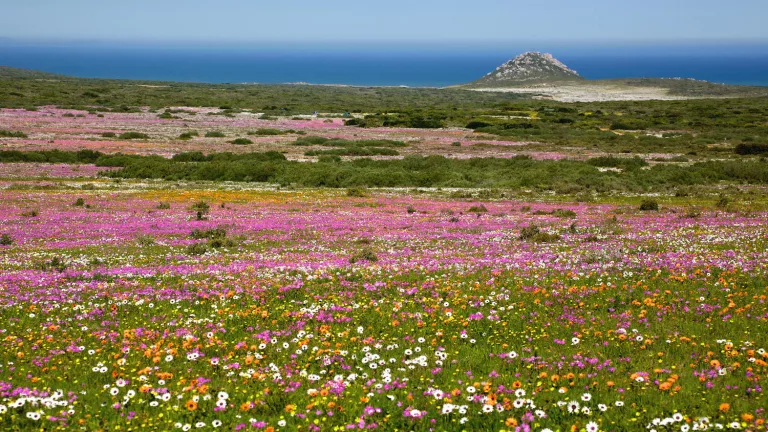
0,65,65,80
467,52,584,87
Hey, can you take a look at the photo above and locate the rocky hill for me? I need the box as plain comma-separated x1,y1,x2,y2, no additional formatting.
468,52,584,87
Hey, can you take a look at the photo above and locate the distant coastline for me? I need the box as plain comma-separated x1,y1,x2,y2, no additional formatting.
1,43,767,87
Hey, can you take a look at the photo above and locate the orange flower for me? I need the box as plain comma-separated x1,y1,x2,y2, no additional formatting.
185,400,198,411
505,417,518,427
719,403,730,412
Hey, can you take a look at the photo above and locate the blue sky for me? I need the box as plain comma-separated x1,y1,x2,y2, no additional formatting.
1,0,767,44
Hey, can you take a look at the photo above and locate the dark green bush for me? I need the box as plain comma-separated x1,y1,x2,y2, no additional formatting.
230,138,254,145
118,132,149,139
735,143,768,155
186,243,208,255
0,234,13,246
205,131,226,138
349,247,378,263
639,199,659,211
0,130,28,138
519,225,540,240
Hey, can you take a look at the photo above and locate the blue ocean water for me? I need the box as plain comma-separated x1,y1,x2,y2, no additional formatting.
1,43,767,87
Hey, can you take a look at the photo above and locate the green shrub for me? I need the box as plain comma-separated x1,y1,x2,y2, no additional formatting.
178,131,199,140
530,232,562,243
248,128,285,136
73,198,85,207
186,243,208,255
735,143,768,155
136,234,156,246
519,225,540,241
552,209,577,218
0,130,28,138
190,228,227,240
639,199,659,211
101,132,117,138
349,247,378,263
205,131,226,138
346,187,368,197
118,132,149,139
0,234,13,246
230,138,254,145
156,202,171,209
467,204,488,213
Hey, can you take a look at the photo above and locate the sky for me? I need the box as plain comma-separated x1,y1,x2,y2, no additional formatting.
1,0,767,45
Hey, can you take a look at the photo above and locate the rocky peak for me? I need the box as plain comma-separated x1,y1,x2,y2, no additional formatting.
471,52,583,86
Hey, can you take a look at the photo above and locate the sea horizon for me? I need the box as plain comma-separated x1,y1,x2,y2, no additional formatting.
2,41,768,87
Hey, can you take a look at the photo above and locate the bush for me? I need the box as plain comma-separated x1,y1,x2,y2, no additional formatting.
519,225,540,241
101,132,117,138
156,202,171,209
0,234,13,246
190,228,227,240
0,130,27,138
530,232,562,243
205,131,226,138
118,132,149,139
186,243,208,255
552,209,577,218
467,204,488,213
346,187,368,197
136,234,156,246
735,143,768,155
406,205,417,214
73,198,85,207
248,128,286,136
230,138,254,145
349,247,378,263
190,201,210,220
178,131,199,140
21,209,39,217
639,199,659,211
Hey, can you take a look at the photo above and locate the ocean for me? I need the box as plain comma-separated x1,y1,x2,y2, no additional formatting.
1,42,767,87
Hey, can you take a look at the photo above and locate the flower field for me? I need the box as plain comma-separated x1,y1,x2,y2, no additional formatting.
0,185,766,431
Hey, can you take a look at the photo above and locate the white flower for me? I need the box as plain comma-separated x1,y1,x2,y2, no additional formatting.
277,420,286,427
195,422,205,428
581,393,592,402
586,421,599,432
482,404,494,413
598,403,607,411
615,401,624,407
165,355,173,362
572,337,580,345
567,401,580,413
212,420,222,428
466,386,476,394
26,411,41,420
217,392,228,400
514,389,525,398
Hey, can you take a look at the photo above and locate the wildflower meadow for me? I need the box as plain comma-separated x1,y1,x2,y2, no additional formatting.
0,184,766,431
